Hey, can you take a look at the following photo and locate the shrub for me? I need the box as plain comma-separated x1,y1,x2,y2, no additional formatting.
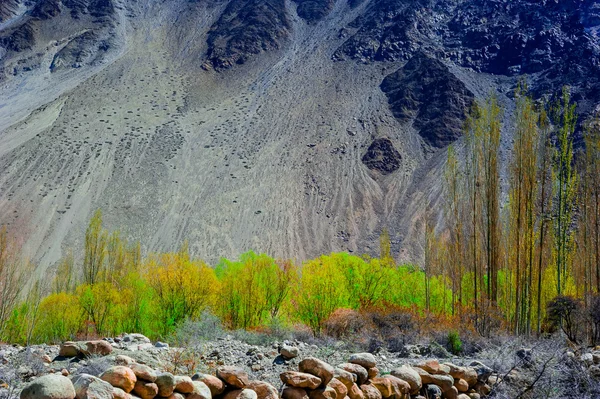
447,330,462,354
546,295,584,343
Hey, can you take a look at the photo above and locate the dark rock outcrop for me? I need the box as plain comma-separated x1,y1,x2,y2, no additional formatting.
205,0,291,70
361,138,402,175
292,0,334,23
380,53,475,148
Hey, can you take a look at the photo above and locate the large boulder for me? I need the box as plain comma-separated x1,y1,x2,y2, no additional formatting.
122,334,151,344
174,376,194,394
59,342,81,358
328,378,348,399
100,367,137,393
84,341,113,356
333,369,355,390
299,358,335,386
110,387,131,399
369,378,391,398
469,362,492,383
359,385,381,399
348,354,376,370
346,384,364,399
191,374,224,396
414,360,449,376
72,374,113,399
425,384,442,399
429,375,453,392
132,381,158,399
337,364,368,385
443,364,477,387
155,373,176,397
129,364,157,383
247,381,278,399
20,375,76,399
187,381,212,399
382,376,409,399
280,372,322,390
411,368,432,384
391,366,421,395
217,366,249,388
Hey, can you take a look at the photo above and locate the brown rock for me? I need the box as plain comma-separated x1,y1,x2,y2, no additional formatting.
333,369,355,390
414,360,449,376
217,366,250,388
191,374,224,396
429,375,453,392
280,372,322,390
390,366,421,395
411,368,432,385
382,376,409,399
155,373,175,397
473,382,490,396
443,386,458,399
100,367,137,393
308,386,336,399
366,368,378,380
369,378,391,398
128,365,157,383
299,358,335,386
59,342,81,358
247,380,278,399
165,394,185,399
359,385,381,399
174,377,193,394
84,341,113,356
328,379,348,399
62,370,70,377
337,364,368,385
282,387,308,399
443,364,477,387
454,379,468,393
346,384,364,399
132,381,158,399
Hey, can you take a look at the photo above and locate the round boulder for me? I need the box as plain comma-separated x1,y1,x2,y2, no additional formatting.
132,381,158,399
155,373,176,397
246,380,278,399
174,376,194,394
280,371,322,390
72,374,113,399
129,364,157,383
223,389,257,399
281,387,308,399
20,374,76,399
299,358,335,386
59,343,81,358
100,367,137,393
337,364,368,386
191,374,224,396
391,366,421,395
187,381,212,399
217,366,249,389
348,354,376,370
280,345,299,360
84,341,113,357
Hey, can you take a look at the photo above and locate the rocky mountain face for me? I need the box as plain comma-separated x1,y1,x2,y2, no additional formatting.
0,0,598,271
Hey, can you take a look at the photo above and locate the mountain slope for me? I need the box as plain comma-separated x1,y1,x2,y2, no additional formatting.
0,0,598,272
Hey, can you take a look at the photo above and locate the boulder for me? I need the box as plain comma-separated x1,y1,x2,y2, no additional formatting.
174,376,194,394
115,356,135,366
414,360,449,376
308,386,337,399
443,386,458,399
442,364,477,387
469,362,492,383
122,334,151,344
100,367,137,393
359,385,381,399
454,379,468,393
366,368,378,380
59,342,81,358
346,384,364,399
280,372,322,390
84,341,113,356
191,374,224,396
429,375,453,391
223,390,258,399
581,353,594,366
390,366,421,395
111,388,130,399
247,381,278,399
217,366,250,388
348,354,376,369
328,378,348,399
129,364,157,383
280,345,299,360
20,374,76,399
473,382,491,396
282,387,308,399
411,368,432,385
369,378,391,398
299,358,335,386
132,381,158,399
382,376,409,399
72,374,113,399
155,373,176,397
337,364,368,385
187,381,212,399
333,369,355,390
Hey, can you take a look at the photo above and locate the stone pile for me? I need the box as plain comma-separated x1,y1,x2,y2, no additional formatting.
279,354,492,399
19,349,494,399
59,335,167,358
